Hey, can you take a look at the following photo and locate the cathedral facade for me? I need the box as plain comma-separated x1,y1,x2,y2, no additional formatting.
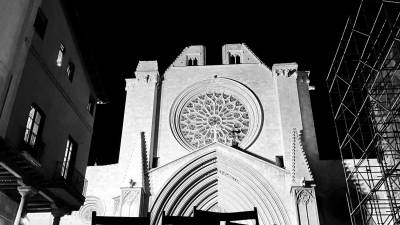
62,44,348,225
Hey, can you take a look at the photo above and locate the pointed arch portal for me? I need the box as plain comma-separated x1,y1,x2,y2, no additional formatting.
150,147,292,225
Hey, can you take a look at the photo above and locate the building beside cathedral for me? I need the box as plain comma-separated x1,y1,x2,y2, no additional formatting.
0,0,102,224
59,44,349,225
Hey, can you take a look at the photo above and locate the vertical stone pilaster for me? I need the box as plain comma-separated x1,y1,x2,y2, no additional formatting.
119,65,157,217
273,63,303,181
119,61,159,191
291,186,320,225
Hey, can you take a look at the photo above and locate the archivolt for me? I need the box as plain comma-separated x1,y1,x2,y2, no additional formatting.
150,148,292,225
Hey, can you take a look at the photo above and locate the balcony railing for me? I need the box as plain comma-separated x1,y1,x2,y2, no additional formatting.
21,140,45,161
53,161,87,196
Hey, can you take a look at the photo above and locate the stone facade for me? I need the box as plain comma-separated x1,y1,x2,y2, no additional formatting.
59,44,347,225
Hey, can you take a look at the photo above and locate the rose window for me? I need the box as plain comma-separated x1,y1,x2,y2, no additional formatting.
179,92,250,149
170,78,263,151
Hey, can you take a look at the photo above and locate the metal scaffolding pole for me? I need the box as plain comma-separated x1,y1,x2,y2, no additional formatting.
327,1,400,224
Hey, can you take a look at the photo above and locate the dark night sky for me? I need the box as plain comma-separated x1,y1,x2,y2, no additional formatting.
71,1,359,165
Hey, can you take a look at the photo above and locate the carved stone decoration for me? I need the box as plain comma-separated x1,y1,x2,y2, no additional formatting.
78,196,106,224
119,187,142,217
112,196,121,216
122,189,139,205
292,187,320,225
296,189,313,205
272,63,298,77
179,92,251,149
170,78,263,151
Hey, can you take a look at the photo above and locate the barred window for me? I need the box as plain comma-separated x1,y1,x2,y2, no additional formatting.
56,43,65,67
66,61,75,81
24,105,43,147
61,137,76,179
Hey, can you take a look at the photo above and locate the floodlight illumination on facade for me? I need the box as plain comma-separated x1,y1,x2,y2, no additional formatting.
69,44,347,225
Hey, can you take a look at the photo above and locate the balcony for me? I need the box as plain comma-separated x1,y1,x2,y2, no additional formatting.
1,137,88,212
0,138,51,212
46,161,88,210
20,140,45,162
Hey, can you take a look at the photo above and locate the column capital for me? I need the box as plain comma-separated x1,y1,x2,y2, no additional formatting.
17,185,37,197
51,204,70,225
51,204,70,217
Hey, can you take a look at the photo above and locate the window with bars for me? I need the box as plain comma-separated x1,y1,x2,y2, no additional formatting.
24,105,43,147
56,43,65,67
61,137,76,179
66,61,75,81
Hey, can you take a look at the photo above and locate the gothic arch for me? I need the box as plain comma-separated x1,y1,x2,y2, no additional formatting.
150,146,292,225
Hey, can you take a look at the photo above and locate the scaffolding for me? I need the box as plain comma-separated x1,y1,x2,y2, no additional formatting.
326,0,400,224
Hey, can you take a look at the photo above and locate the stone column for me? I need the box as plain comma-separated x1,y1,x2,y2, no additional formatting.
291,186,320,225
14,186,36,225
51,205,68,225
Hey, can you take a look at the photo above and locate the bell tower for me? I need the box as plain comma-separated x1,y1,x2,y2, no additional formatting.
117,61,159,217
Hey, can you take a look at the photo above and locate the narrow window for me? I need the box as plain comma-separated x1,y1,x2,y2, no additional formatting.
87,95,96,115
61,137,76,179
235,55,241,64
56,43,65,67
228,52,241,64
275,155,284,168
229,53,235,64
152,157,159,168
24,105,43,147
187,58,193,66
33,8,48,39
66,61,75,81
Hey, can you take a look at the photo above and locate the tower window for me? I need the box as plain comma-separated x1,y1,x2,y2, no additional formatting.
187,57,198,66
229,54,235,64
24,105,44,147
66,61,75,81
235,55,241,64
61,137,76,179
187,58,193,66
229,52,241,64
34,8,47,39
56,43,65,67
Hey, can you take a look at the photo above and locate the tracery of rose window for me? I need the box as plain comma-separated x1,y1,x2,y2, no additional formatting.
179,92,250,149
